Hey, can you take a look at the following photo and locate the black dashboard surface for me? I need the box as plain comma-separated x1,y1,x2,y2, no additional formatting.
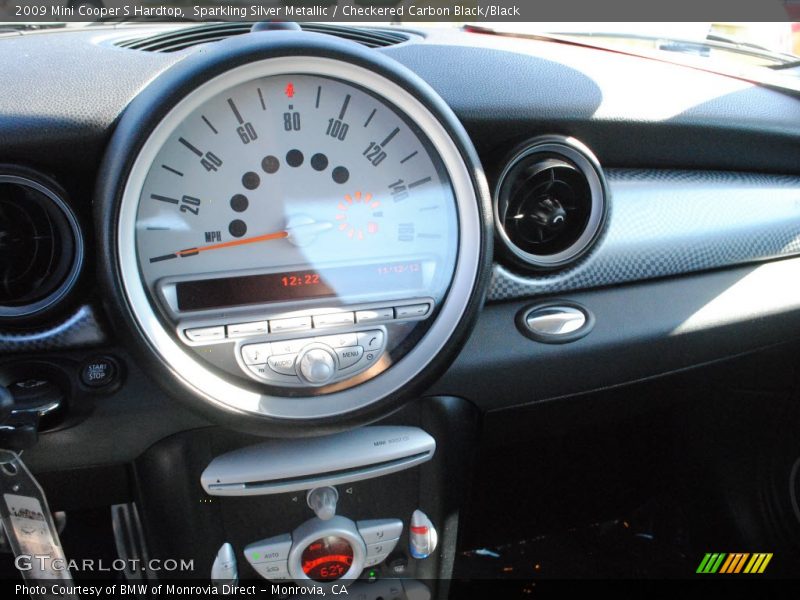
0,26,799,174
1,24,799,470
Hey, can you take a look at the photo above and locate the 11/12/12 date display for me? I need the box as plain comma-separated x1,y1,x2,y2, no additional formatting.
175,261,424,311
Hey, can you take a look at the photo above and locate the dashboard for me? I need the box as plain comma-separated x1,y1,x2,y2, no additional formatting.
97,35,490,430
0,20,800,590
0,21,799,458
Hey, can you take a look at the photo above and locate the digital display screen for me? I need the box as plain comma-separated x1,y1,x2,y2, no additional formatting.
175,261,424,311
300,536,354,582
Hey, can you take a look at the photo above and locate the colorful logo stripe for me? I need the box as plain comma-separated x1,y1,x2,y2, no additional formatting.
696,553,773,574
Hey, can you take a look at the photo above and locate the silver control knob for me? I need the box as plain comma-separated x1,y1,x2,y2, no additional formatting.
297,347,336,385
307,486,339,521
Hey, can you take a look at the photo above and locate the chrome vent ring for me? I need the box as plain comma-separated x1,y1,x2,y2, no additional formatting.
0,170,83,320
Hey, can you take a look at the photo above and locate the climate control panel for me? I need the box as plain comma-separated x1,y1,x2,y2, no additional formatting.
244,516,402,582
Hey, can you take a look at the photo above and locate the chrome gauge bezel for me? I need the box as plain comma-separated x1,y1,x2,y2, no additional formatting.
113,49,484,423
287,517,367,584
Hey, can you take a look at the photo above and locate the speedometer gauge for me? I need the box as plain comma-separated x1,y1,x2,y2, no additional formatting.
97,33,491,433
137,73,457,323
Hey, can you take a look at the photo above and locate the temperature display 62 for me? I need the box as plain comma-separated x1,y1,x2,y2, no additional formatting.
300,536,354,582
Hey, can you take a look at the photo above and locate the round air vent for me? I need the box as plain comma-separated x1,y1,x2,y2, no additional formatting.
0,170,83,321
495,136,608,269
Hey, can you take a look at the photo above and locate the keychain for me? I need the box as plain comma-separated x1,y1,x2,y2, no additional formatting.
0,450,78,597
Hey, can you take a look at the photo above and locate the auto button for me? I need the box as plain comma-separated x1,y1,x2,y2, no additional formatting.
244,534,292,564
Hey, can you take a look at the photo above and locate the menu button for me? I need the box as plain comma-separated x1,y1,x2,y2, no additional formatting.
336,346,364,369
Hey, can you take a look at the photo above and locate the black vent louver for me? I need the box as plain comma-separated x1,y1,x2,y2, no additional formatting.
0,176,78,318
116,22,409,53
500,156,591,255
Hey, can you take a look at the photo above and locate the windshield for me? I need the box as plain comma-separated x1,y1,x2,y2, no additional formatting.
465,22,800,66
2,15,798,67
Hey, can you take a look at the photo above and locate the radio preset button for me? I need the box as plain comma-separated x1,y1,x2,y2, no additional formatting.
355,307,394,324
395,303,431,319
242,343,271,365
313,312,355,329
269,316,312,333
227,321,269,338
357,330,385,351
336,346,364,369
268,354,298,376
185,326,225,343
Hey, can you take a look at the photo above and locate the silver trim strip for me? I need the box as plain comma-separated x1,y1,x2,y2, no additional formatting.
490,169,800,300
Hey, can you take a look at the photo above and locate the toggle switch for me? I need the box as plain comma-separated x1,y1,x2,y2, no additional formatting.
211,542,238,586
409,509,438,559
306,486,338,521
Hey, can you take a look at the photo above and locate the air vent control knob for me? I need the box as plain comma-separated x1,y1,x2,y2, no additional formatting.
530,197,568,232
307,486,339,521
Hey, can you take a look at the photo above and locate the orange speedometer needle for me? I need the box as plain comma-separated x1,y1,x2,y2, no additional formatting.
157,221,334,262
176,230,289,257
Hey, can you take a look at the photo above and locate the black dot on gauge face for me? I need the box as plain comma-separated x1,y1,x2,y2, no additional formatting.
229,219,247,238
332,166,350,184
262,155,280,174
310,153,329,172
230,194,248,213
242,171,260,190
286,149,304,168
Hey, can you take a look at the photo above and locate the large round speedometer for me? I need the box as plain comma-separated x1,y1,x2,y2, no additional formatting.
97,33,491,433
137,72,458,333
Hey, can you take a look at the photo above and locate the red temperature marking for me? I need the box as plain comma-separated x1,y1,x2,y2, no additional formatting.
411,525,429,534
302,554,354,572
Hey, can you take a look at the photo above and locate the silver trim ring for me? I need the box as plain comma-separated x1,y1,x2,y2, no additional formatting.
117,57,482,421
287,517,367,584
0,173,84,319
494,135,607,269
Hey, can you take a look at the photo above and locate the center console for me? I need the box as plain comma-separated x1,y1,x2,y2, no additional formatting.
130,397,479,599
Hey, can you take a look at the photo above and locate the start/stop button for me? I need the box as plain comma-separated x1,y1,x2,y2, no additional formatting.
80,356,119,389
